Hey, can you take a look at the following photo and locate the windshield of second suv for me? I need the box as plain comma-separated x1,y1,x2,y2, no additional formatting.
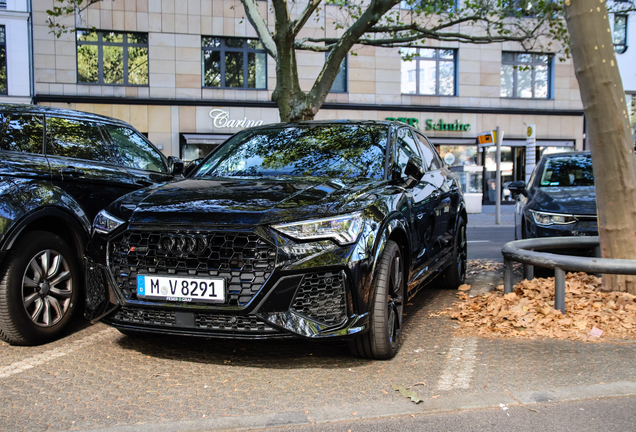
539,154,594,187
193,124,387,180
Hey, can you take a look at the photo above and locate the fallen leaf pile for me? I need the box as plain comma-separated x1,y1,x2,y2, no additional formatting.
439,272,636,341
467,260,502,275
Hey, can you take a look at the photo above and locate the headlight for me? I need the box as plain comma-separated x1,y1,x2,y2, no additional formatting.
272,212,365,245
93,210,125,234
531,210,576,226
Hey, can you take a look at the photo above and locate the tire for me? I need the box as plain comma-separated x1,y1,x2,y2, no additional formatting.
348,240,404,360
439,217,467,289
0,231,80,346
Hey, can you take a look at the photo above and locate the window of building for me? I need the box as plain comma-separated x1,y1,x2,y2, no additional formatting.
614,15,628,54
0,26,6,95
500,52,551,99
202,37,267,89
400,48,456,96
326,53,347,93
400,0,457,11
76,30,149,85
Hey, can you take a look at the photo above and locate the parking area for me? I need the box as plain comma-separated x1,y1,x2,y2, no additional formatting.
2,263,636,432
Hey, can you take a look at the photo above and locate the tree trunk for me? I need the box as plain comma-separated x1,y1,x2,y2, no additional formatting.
564,0,636,294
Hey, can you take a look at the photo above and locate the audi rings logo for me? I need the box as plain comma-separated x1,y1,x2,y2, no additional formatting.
158,234,208,255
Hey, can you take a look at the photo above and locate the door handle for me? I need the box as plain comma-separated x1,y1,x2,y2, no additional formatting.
61,167,85,177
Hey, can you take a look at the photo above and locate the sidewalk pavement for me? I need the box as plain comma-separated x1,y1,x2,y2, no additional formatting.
467,204,515,228
2,263,635,432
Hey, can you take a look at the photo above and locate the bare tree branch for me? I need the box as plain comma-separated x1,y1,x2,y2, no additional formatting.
292,0,323,37
239,0,278,59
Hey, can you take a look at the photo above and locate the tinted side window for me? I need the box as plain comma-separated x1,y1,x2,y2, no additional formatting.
46,117,111,162
414,132,441,171
395,128,421,173
1,114,44,154
104,125,167,173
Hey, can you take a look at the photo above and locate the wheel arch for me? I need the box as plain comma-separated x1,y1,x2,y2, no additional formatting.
1,207,90,267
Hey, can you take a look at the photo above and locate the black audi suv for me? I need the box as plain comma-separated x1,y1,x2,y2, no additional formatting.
85,121,467,359
0,104,183,346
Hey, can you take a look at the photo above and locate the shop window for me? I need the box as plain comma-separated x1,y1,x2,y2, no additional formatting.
401,48,456,96
500,52,551,99
202,37,267,89
400,0,457,11
613,15,628,54
76,30,149,85
326,53,347,93
0,26,6,95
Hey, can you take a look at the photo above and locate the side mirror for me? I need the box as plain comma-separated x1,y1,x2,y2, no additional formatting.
507,180,528,197
404,155,425,184
184,158,203,176
167,156,184,176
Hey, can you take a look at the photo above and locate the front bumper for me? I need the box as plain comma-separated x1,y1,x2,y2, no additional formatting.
85,225,375,340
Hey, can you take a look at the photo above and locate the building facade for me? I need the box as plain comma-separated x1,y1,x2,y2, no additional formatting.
31,0,585,203
0,0,33,104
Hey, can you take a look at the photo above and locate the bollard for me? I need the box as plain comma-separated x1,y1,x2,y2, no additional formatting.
504,258,514,294
554,267,566,314
524,264,534,280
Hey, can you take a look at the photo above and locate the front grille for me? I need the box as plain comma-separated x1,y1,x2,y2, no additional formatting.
111,306,278,333
109,229,277,306
85,264,107,311
291,271,347,326
113,307,177,326
195,314,278,332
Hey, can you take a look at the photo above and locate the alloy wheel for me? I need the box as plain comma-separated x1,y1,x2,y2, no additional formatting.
21,249,73,327
387,255,404,348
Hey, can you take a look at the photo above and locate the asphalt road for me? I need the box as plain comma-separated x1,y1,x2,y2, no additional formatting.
2,239,635,432
467,226,515,261
255,396,636,432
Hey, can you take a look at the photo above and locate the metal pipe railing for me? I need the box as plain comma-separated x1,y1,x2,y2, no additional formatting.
501,236,636,313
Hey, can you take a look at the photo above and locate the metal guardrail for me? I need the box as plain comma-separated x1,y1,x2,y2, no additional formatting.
501,236,636,313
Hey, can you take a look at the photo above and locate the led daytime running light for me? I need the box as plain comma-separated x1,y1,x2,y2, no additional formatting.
273,212,364,245
93,210,125,234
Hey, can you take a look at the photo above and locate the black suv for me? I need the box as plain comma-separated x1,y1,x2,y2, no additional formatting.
0,104,182,345
85,121,467,359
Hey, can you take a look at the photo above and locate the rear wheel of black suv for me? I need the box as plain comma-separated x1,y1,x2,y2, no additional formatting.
439,216,467,289
0,231,80,345
348,240,404,360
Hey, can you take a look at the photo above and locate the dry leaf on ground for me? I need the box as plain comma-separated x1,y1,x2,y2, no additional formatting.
440,272,636,342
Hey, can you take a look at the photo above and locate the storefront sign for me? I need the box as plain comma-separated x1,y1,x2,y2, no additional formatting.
209,109,264,129
385,117,420,128
385,117,470,132
425,119,470,132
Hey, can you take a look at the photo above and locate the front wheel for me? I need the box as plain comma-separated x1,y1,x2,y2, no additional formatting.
348,240,404,360
0,231,80,345
439,217,467,289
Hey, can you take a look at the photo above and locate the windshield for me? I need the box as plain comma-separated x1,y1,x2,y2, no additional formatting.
539,154,593,187
193,124,387,180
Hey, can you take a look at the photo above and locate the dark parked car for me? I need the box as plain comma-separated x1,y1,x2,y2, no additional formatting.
0,104,183,346
85,121,467,359
508,151,597,240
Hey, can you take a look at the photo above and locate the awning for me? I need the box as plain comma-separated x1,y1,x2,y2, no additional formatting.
181,133,233,145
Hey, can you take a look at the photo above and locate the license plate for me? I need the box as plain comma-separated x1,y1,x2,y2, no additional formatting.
136,275,225,303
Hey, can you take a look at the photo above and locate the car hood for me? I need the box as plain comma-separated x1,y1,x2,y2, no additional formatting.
531,186,597,215
114,177,385,226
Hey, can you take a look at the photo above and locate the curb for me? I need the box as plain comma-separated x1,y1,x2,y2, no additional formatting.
68,381,636,432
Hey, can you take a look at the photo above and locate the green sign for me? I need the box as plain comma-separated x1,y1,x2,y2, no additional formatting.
386,117,471,132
